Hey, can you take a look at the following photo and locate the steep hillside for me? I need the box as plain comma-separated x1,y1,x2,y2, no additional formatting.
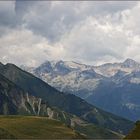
0,62,134,135
0,73,67,118
0,116,83,139
125,121,140,139
0,73,122,138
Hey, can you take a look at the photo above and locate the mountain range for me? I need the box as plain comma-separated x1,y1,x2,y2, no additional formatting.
0,62,134,138
21,58,140,121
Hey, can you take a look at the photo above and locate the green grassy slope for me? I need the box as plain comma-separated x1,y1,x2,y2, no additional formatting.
0,116,84,139
125,121,140,139
74,123,123,139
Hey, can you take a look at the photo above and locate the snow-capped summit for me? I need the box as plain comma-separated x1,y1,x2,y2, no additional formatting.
35,60,52,73
21,58,140,93
123,58,136,64
94,58,140,77
52,60,89,71
35,60,92,76
21,58,140,98
23,60,104,98
122,58,140,68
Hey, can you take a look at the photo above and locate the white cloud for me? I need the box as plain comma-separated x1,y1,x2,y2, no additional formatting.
57,16,130,65
19,1,138,42
1,1,140,66
0,28,65,66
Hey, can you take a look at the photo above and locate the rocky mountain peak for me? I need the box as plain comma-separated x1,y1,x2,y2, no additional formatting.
122,58,139,67
35,60,52,74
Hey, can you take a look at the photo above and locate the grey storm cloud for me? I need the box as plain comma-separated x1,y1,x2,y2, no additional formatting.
14,1,138,42
0,1,138,38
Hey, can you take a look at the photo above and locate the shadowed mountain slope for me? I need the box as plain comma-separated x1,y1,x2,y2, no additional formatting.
0,71,122,139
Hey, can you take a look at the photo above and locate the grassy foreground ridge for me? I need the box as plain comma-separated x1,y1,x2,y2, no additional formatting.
0,115,84,139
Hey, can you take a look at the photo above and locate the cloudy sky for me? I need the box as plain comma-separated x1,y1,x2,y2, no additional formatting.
0,1,140,66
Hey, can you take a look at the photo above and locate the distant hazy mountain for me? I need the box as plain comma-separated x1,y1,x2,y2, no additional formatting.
0,62,134,136
94,58,140,77
21,59,140,121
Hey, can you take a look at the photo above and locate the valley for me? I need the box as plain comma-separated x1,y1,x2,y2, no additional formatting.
0,62,134,139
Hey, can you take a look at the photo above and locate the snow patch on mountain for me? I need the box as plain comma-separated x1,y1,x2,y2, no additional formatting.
21,58,140,99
